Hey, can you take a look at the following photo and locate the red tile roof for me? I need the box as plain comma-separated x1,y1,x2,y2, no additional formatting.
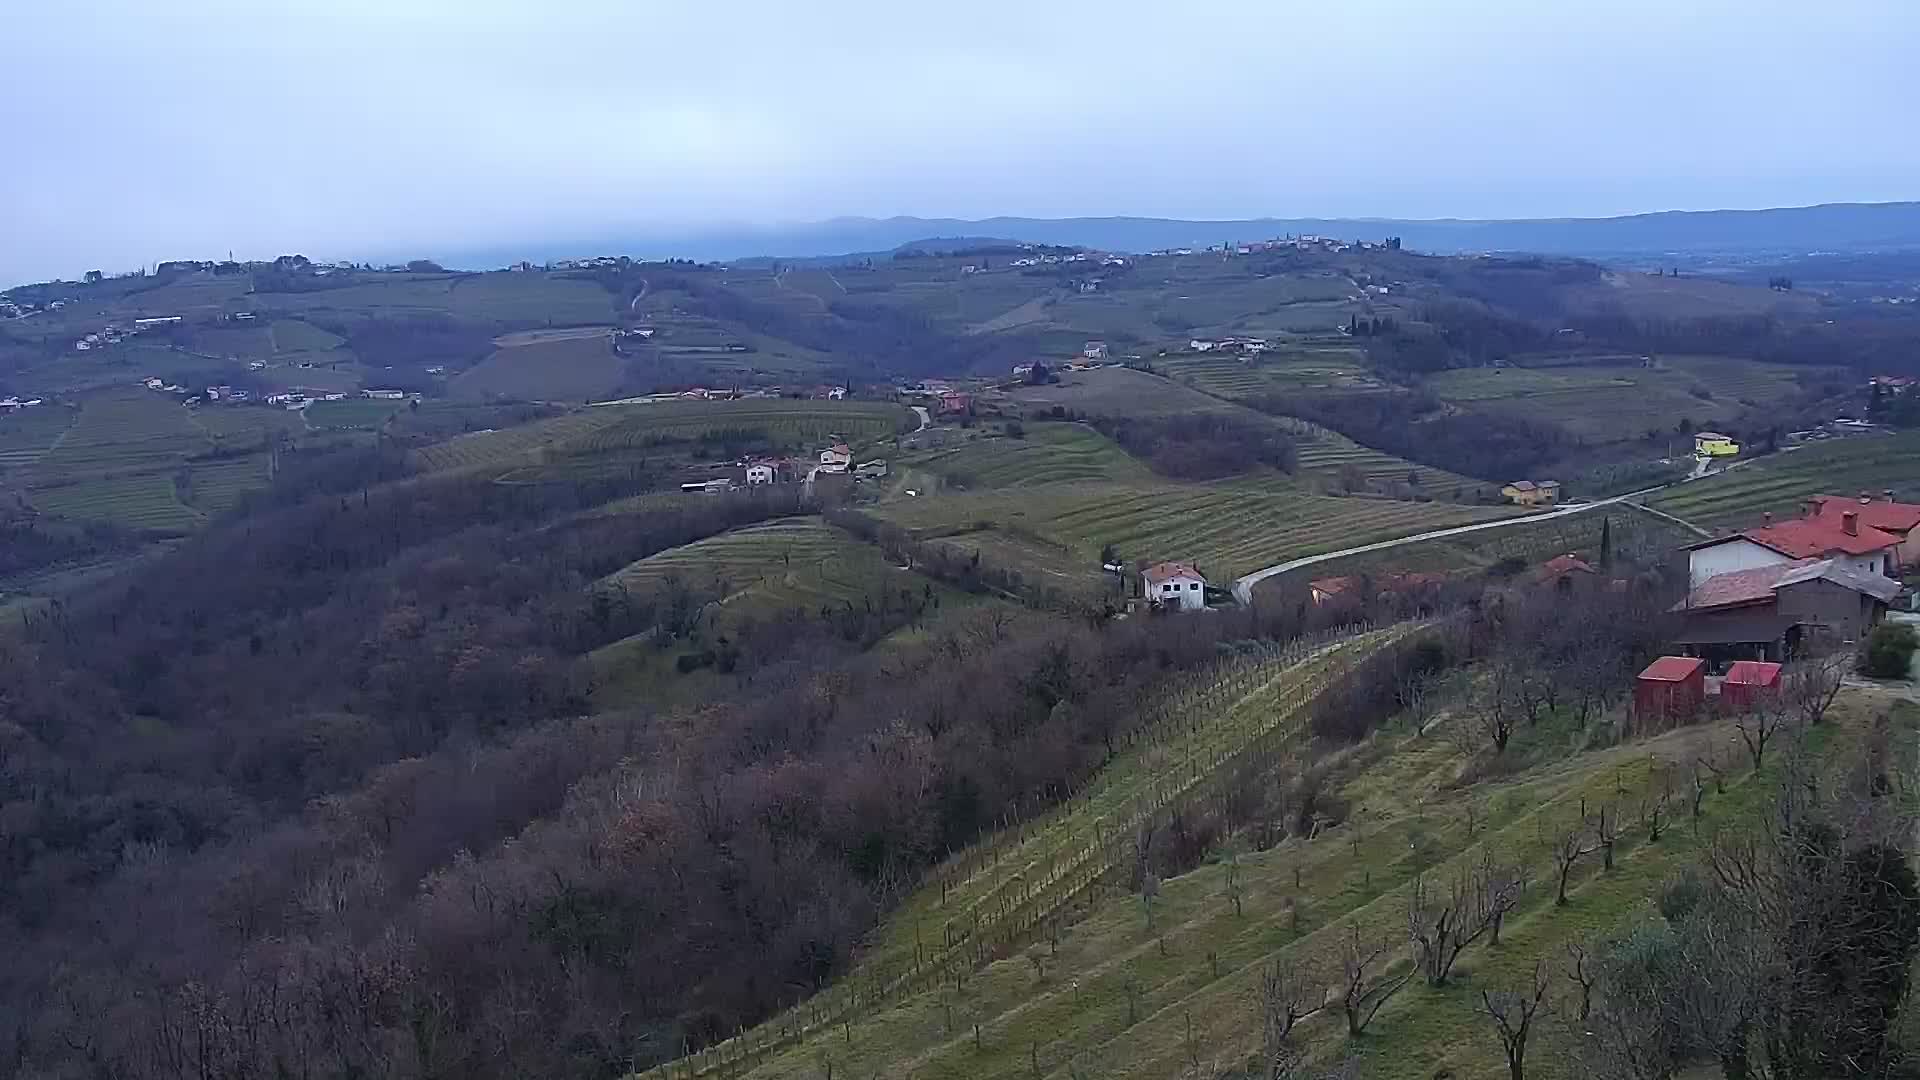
1723,660,1782,687
1639,656,1705,682
1536,554,1596,581
1143,561,1204,585
1810,494,1920,535
1676,559,1820,610
1742,516,1899,558
1309,571,1445,597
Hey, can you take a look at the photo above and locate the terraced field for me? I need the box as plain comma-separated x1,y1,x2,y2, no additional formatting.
31,473,202,532
304,398,407,430
905,424,1149,488
1422,359,1812,444
557,400,909,456
452,335,626,402
1651,431,1920,528
193,405,308,447
268,319,347,353
699,693,1868,1080
30,390,207,482
181,454,274,515
1156,347,1380,399
410,410,633,472
0,406,75,470
875,483,1513,580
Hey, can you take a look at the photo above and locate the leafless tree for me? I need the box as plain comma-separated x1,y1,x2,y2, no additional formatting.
1481,962,1551,1080
1783,654,1843,727
1259,954,1327,1070
1560,940,1596,1022
1595,803,1618,872
1552,816,1598,906
1408,853,1524,984
1733,693,1790,770
1338,925,1412,1037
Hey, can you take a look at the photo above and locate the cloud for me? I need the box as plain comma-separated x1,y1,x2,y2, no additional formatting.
3,0,1916,283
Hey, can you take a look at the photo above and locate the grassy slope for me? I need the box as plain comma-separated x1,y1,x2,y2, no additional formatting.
711,687,1905,1080
874,483,1513,581
453,336,627,402
1651,431,1920,528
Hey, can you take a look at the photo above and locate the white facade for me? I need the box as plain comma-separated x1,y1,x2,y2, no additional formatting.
745,464,774,485
1147,572,1207,610
1688,538,1790,587
1690,536,1891,587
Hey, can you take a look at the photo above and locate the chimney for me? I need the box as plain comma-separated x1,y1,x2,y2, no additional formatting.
1860,490,1872,505
1762,512,1772,527
1806,496,1826,519
1843,510,1859,536
1886,489,1897,503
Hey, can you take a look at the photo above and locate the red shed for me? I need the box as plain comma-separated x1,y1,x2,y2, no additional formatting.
1635,656,1706,724
1720,660,1783,711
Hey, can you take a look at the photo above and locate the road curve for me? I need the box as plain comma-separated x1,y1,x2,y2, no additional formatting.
1230,487,1662,604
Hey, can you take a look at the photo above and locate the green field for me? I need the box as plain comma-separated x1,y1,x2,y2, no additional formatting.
30,473,202,532
192,405,308,446
1651,431,1920,528
905,423,1150,488
1423,356,1816,444
0,406,76,470
874,482,1514,580
410,409,631,472
453,335,626,402
304,398,406,430
1156,346,1380,399
600,517,886,607
31,390,207,482
557,399,910,456
268,318,346,353
180,454,274,515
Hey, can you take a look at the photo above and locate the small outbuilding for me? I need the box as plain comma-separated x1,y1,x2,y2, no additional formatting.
1719,660,1783,711
1634,656,1706,725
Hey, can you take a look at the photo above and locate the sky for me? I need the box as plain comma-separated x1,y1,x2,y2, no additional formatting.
3,0,1917,285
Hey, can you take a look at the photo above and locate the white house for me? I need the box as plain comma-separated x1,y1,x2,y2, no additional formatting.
1686,510,1900,587
820,443,852,467
745,463,775,485
1189,339,1218,352
1143,560,1208,611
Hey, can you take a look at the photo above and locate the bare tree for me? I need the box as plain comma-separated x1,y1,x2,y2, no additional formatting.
1783,655,1842,727
1338,925,1413,1036
1733,694,1790,770
1552,816,1598,906
1560,940,1596,1022
1595,803,1618,872
1259,954,1327,1071
1481,962,1551,1080
1408,853,1525,984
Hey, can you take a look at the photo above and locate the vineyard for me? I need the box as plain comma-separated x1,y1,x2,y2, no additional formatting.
29,390,208,483
409,410,632,472
0,406,74,470
30,473,202,532
1155,347,1378,400
636,622,1424,1080
181,454,274,515
1650,432,1920,528
905,424,1150,488
303,398,406,430
557,400,909,456
874,483,1511,580
452,335,626,402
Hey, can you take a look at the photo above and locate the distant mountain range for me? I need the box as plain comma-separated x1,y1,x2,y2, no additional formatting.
444,201,1920,269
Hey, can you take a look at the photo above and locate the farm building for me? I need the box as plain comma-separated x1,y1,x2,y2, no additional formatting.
745,464,775,485
1719,660,1782,711
1144,561,1208,611
937,391,972,415
1693,431,1740,456
1672,557,1899,662
1534,554,1596,589
1082,341,1108,360
1308,571,1445,607
1802,492,1920,567
1686,508,1899,586
819,443,852,467
1500,480,1560,507
1634,656,1706,725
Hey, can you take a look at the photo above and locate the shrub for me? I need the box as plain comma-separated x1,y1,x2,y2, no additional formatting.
1861,622,1919,680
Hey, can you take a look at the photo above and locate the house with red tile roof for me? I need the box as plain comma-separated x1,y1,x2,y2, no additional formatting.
1143,561,1208,611
1685,508,1899,587
1671,557,1898,662
1307,571,1446,606
1804,492,1920,567
1534,553,1597,588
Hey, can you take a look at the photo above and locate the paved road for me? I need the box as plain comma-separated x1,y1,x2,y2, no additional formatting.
910,405,931,432
1230,488,1661,604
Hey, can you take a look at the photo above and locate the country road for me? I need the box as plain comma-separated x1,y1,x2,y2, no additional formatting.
1230,488,1661,603
910,405,931,432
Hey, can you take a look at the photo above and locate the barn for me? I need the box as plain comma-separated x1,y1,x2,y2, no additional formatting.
1720,660,1783,711
1634,656,1706,725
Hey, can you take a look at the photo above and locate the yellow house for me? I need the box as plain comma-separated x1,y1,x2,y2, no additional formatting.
1501,480,1560,507
1694,431,1740,457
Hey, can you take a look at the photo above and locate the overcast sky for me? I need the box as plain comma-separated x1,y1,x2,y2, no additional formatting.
4,0,1916,285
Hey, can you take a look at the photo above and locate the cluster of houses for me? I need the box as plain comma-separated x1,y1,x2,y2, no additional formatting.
69,314,183,353
1186,336,1270,355
0,396,46,411
1501,479,1561,506
1671,492,1919,663
678,440,888,495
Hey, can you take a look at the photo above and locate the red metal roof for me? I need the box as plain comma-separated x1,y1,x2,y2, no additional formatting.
1810,494,1920,535
1742,516,1899,558
1639,656,1705,682
1723,660,1782,687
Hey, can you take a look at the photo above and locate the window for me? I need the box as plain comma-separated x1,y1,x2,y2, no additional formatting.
1189,582,1200,590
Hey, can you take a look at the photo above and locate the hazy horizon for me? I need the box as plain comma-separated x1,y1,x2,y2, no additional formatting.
5,0,1917,284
